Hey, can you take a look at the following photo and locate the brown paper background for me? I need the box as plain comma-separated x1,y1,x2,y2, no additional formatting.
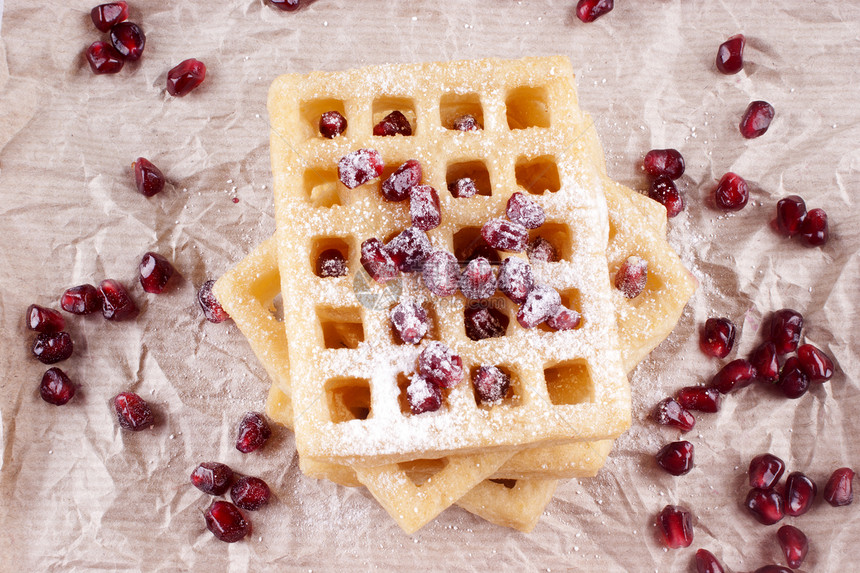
1,1,858,571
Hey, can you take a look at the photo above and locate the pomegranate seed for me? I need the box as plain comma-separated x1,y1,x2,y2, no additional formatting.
85,41,124,74
204,501,251,543
381,159,422,202
315,249,348,278
26,304,65,333
418,342,464,389
656,441,694,476
775,195,807,237
473,365,511,404
710,359,757,394
337,148,384,189
797,343,834,381
497,257,534,304
32,332,73,364
676,386,721,413
410,185,441,230
166,58,206,97
109,22,146,61
113,392,154,431
191,462,234,495
421,250,460,296
700,317,736,358
656,505,694,548
648,176,684,218
460,257,497,301
744,488,785,525
527,236,559,263
576,0,614,23
198,279,230,323
799,208,828,247
373,111,412,137
517,285,561,328
749,454,786,490
133,157,166,197
716,34,745,74
547,306,581,331
270,0,300,10
230,476,271,511
770,309,803,355
99,279,137,320
235,412,272,454
739,101,775,139
506,193,546,229
139,252,175,294
714,172,749,211
643,149,685,180
453,114,480,131
448,177,477,199
60,284,103,315
784,471,817,516
653,398,696,432
390,299,429,344
407,375,442,414
386,227,432,273
823,467,855,507
360,238,398,283
614,256,648,298
91,2,129,32
40,368,76,405
753,566,792,573
464,306,509,341
695,549,725,573
465,243,501,265
319,111,347,139
481,218,529,252
750,341,780,383
778,356,809,399
777,525,808,569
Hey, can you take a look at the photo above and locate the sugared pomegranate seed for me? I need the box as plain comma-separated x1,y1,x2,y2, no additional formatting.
91,2,129,32
270,0,300,10
32,332,73,364
481,218,529,252
386,227,432,273
527,236,559,263
775,195,807,237
547,306,581,331
410,185,441,230
473,365,511,404
27,304,65,333
139,252,175,294
700,317,736,359
614,256,648,298
716,34,745,75
381,159,422,202
460,257,497,301
373,111,412,137
198,279,230,323
506,193,545,229
204,501,251,543
40,368,76,405
778,356,809,399
749,454,786,490
360,238,398,283
644,149,685,180
390,300,429,344
99,279,137,320
113,392,154,431
799,208,828,247
464,306,508,341
656,441,694,476
753,566,792,573
576,0,614,23
750,341,780,383
777,525,808,569
739,101,775,139
448,177,477,199
714,172,749,211
710,359,757,394
109,21,146,61
653,398,696,432
695,549,725,573
407,375,442,414
315,249,348,278
656,505,694,548
230,476,271,511
61,284,103,315
497,257,534,304
784,471,817,517
452,114,480,131
319,111,347,139
676,386,721,413
85,41,124,74
166,58,206,97
421,250,460,296
797,343,834,381
517,284,561,328
418,342,464,389
235,412,272,454
133,157,166,197
769,309,803,355
745,488,785,525
465,243,501,265
338,148,384,189
191,462,234,495
648,176,684,218
823,467,855,507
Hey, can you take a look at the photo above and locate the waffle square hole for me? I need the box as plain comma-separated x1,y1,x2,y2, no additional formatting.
372,97,416,136
528,222,573,262
389,301,438,345
538,288,584,332
440,93,484,130
544,360,594,405
506,86,551,129
453,227,501,264
396,372,448,417
471,364,521,408
446,160,492,197
311,237,350,278
303,167,342,208
316,306,365,349
325,377,371,423
516,155,560,195
300,98,347,139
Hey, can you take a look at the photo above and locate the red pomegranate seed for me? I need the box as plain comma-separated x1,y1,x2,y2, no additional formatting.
700,317,736,359
714,172,749,211
797,343,834,381
775,195,807,237
506,193,546,229
749,454,786,490
465,243,501,265
473,365,511,404
576,0,614,23
653,398,695,432
109,21,146,61
464,306,509,341
481,218,529,252
753,566,792,573
191,462,234,495
91,2,129,32
113,392,154,431
99,279,137,320
648,175,684,218
710,358,757,394
32,332,73,364
139,252,175,294
656,441,694,476
784,471,817,516
614,256,648,298
235,412,272,454
750,341,780,383
61,284,103,315
166,58,206,97
460,257,497,301
716,34,745,75
675,386,721,413
778,356,809,399
769,309,803,355
656,505,694,548
448,177,477,199
319,111,347,139
739,101,775,139
198,279,230,323
419,342,464,389
823,467,855,506
133,157,166,197
373,110,413,137
407,375,442,414
744,488,785,525
421,250,460,296
497,257,534,304
695,549,725,573
381,159,422,202
527,236,559,263
270,0,300,10
85,41,124,74
799,208,828,247
546,306,581,331
204,501,251,543
390,300,429,344
230,476,271,511
338,148,384,189
410,185,441,230
315,249,348,278
27,304,65,333
644,149,685,180
386,227,432,273
360,238,398,283
777,525,808,569
453,114,480,131
40,367,76,405
517,285,561,328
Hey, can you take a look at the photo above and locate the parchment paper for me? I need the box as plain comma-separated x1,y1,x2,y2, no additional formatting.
1,1,858,571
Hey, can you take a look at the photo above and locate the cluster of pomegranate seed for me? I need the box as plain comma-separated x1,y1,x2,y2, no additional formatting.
191,458,271,543
575,0,614,23
774,195,829,247
373,111,413,137
643,148,686,218
85,3,145,74
406,342,464,414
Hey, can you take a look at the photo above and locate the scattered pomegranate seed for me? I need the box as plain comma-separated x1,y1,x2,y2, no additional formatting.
714,172,749,211
778,356,809,399
133,157,166,197
799,207,828,247
421,250,460,297
695,549,725,573
113,391,154,431
464,306,509,341
710,359,757,394
191,462,234,495
337,148,384,189
204,501,251,543
473,365,511,404
85,41,124,74
506,193,545,229
40,367,76,405
777,525,808,569
390,300,429,344
198,279,230,323
407,375,442,414
230,476,271,511
166,58,206,97
448,177,477,199
360,238,399,283
315,249,348,278
749,454,786,490
517,285,561,328
784,471,817,516
386,227,432,273
700,317,736,358
546,306,581,331
744,488,785,525
576,0,614,23
319,111,347,139
497,257,534,304
381,159,422,202
648,176,684,218
796,343,834,381
656,441,694,476
614,256,648,298
32,332,74,364
373,111,413,137
823,467,854,507
769,309,803,355
419,342,464,389
460,257,498,301
99,279,138,320
465,243,501,265
410,185,441,230
643,149,685,180
750,341,780,383
716,34,746,75
26,304,65,333
60,284,103,315
91,2,129,32
270,0,300,10
753,566,792,573
235,412,272,454
775,195,807,237
139,252,175,294
653,398,696,432
675,386,721,413
739,101,775,139
453,114,480,131
527,236,559,263
656,505,694,548
109,21,146,61
481,218,529,252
